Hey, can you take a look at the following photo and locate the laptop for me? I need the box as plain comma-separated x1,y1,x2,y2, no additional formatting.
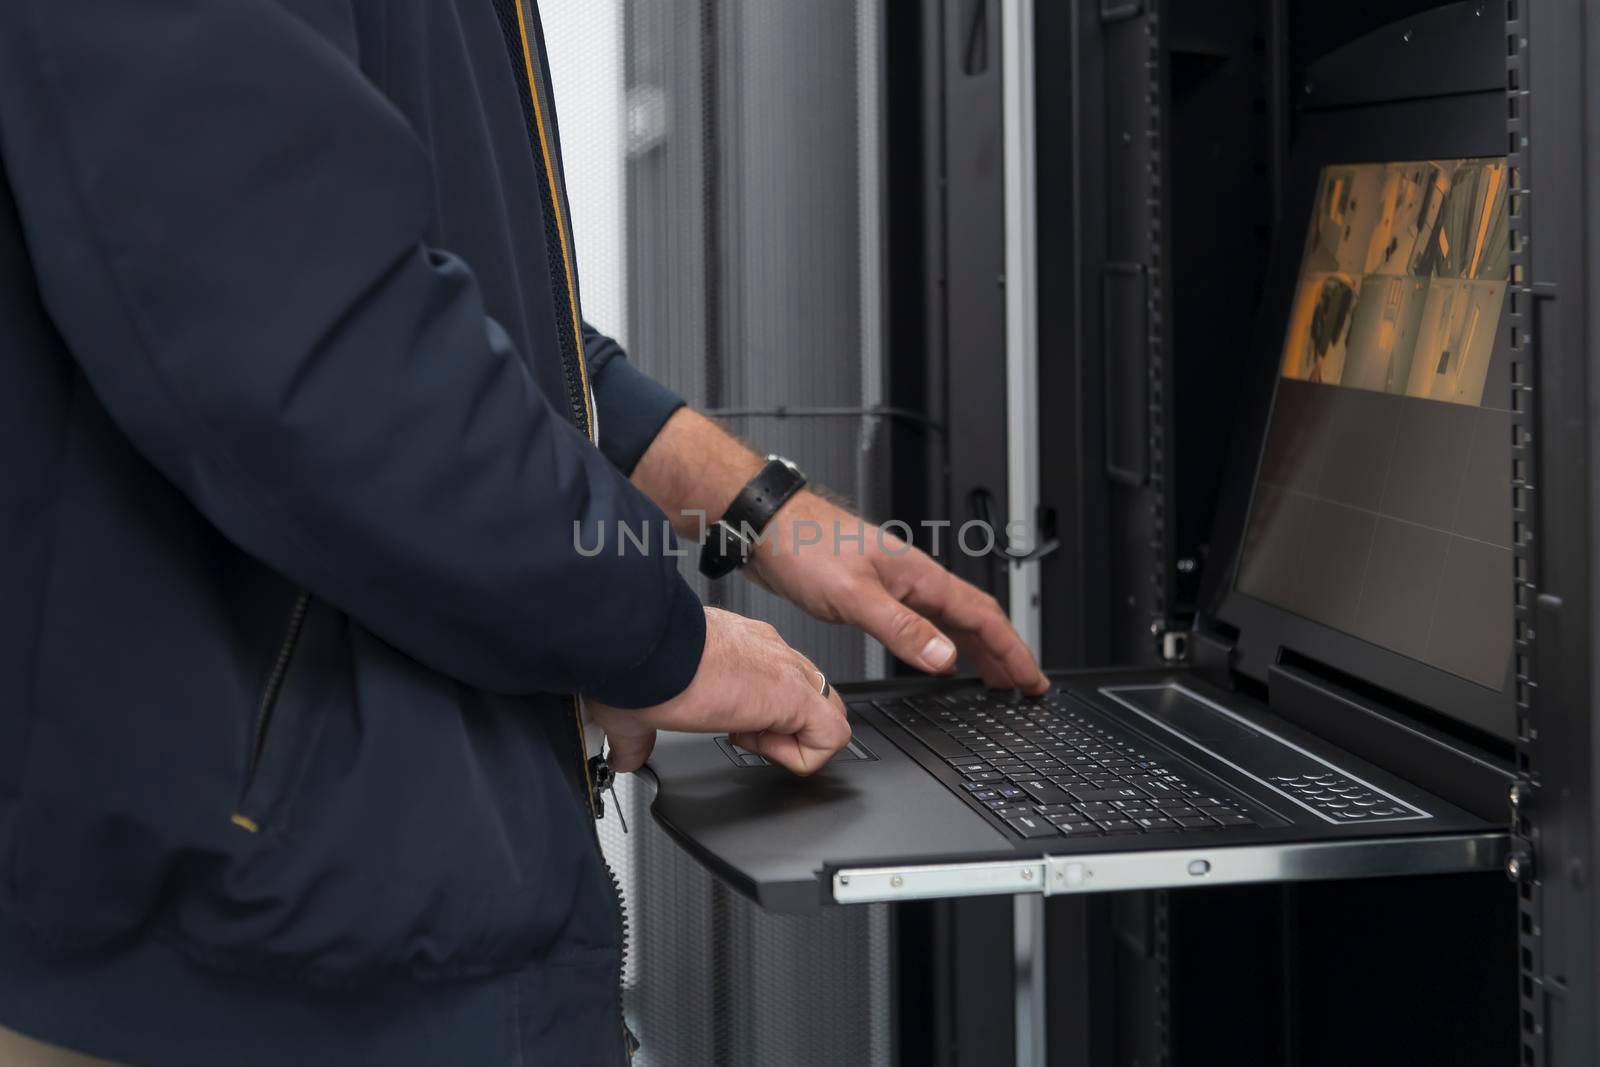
643,26,1515,913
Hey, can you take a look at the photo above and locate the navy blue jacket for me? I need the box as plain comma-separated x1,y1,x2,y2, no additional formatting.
0,1,702,1062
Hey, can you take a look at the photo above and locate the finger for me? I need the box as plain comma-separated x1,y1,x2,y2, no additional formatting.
846,587,958,676
604,728,657,774
745,722,849,776
738,684,852,776
793,655,852,727
787,650,842,707
903,575,1049,693
791,686,854,772
731,729,814,775
729,729,764,753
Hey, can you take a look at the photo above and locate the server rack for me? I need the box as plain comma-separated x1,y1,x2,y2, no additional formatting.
889,0,1599,1063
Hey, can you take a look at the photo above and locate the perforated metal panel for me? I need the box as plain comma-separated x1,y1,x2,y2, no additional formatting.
544,1,895,1063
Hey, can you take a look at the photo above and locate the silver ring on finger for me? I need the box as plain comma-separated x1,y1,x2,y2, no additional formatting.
812,669,830,699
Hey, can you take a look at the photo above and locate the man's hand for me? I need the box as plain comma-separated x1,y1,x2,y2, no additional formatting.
631,408,1049,695
749,492,1050,694
591,607,853,776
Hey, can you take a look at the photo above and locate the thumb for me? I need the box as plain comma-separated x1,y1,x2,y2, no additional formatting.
604,729,657,774
854,589,957,676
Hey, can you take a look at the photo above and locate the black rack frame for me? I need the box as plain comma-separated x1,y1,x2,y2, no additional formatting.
1509,2,1598,1064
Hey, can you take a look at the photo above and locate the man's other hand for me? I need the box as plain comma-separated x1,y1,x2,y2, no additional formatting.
590,607,852,776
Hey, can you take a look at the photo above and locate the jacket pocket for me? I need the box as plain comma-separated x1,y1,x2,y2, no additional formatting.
233,591,320,835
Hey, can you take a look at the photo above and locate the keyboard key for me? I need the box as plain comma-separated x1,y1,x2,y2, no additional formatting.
1153,798,1195,812
1075,802,1116,818
1035,803,1076,815
907,725,969,758
950,760,991,775
1016,779,1075,806
1070,786,1145,803
971,789,998,801
1174,815,1215,828
1134,816,1178,832
1005,812,1059,838
964,771,1004,783
1209,811,1256,826
996,786,1026,800
1055,820,1101,835
959,781,989,792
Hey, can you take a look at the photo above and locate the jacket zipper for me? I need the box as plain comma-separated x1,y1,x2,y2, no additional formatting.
506,2,595,442
231,590,312,834
506,3,632,1057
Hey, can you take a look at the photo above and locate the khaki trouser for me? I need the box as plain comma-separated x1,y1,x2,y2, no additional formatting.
0,1026,127,1067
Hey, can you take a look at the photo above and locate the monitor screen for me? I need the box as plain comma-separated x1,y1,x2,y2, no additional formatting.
1234,158,1511,692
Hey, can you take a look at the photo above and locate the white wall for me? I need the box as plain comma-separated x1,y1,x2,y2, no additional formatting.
541,0,629,349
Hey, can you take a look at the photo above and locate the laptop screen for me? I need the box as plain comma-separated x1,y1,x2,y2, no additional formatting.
1234,158,1511,692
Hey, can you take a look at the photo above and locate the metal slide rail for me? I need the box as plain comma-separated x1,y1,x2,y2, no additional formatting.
831,833,1513,904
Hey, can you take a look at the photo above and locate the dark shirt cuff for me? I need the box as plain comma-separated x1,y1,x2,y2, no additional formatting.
585,577,706,708
591,354,685,476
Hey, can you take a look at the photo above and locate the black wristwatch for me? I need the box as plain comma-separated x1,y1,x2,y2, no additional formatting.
699,455,808,579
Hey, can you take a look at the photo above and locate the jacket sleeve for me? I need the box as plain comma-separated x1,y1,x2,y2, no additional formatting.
583,322,687,476
0,0,702,708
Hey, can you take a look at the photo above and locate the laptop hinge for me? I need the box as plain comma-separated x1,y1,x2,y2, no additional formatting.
1187,626,1236,688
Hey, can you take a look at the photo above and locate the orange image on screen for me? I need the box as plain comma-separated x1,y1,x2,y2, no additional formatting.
1279,159,1509,407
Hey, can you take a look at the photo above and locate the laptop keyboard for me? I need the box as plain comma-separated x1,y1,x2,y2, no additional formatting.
873,689,1259,839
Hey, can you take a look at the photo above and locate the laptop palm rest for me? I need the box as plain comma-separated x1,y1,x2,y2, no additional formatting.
644,715,1018,913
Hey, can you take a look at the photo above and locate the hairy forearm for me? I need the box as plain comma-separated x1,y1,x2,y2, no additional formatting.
631,408,766,538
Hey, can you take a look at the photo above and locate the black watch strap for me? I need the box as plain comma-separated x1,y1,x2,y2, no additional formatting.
699,456,808,579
